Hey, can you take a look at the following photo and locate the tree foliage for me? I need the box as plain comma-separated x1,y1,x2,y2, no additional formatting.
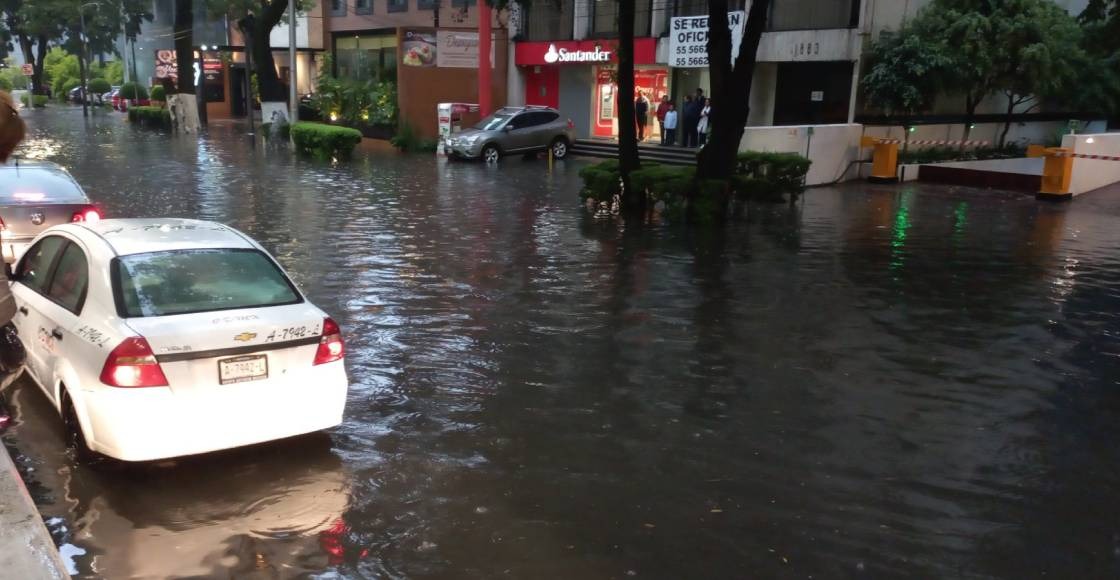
862,29,951,116
207,0,314,102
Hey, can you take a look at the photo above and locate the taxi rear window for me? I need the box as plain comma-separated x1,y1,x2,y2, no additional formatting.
113,249,302,317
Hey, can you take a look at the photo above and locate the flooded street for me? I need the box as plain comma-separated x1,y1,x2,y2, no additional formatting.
5,107,1120,579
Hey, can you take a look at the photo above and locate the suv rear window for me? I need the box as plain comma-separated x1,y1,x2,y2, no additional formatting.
113,249,302,317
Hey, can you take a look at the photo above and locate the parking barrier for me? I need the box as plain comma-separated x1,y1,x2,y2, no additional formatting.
1039,147,1120,201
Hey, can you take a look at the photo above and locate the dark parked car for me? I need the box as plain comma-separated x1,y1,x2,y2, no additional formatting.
0,160,101,263
444,106,575,163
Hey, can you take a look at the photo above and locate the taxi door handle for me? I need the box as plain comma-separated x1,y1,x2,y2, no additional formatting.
51,328,63,340
17,306,27,316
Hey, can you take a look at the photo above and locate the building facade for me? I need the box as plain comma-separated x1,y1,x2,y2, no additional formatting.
326,0,509,138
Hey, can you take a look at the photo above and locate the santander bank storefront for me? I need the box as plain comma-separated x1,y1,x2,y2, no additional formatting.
514,38,668,141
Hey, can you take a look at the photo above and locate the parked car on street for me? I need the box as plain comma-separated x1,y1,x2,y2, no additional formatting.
444,105,574,163
0,160,101,263
7,218,349,462
102,86,120,105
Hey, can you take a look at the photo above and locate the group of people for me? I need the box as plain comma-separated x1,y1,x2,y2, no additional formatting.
635,89,711,148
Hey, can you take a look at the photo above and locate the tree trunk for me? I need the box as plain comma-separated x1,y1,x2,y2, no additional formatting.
696,0,771,181
961,92,978,149
616,0,642,214
20,35,49,97
171,0,200,132
999,92,1016,148
253,0,291,104
130,40,138,82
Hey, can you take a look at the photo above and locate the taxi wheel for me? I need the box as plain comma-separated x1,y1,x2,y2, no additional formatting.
62,392,97,464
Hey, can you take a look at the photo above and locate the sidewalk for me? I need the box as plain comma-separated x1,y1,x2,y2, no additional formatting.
0,442,70,579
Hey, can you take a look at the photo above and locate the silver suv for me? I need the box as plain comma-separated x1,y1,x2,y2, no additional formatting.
445,106,575,163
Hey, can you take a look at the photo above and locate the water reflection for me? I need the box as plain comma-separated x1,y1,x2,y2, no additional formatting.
8,107,1120,578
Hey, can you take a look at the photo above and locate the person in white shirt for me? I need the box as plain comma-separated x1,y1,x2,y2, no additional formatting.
662,104,678,146
696,100,712,147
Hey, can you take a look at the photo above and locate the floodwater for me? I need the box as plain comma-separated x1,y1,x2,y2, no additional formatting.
4,107,1120,579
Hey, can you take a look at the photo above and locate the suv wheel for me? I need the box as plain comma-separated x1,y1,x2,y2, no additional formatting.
550,137,569,160
482,144,501,164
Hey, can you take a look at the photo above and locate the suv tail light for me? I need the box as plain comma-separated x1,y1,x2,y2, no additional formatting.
71,206,101,223
567,118,574,129
314,318,345,365
100,337,169,387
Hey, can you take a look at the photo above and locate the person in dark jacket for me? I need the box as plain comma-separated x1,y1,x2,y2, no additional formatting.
634,91,650,141
681,95,696,147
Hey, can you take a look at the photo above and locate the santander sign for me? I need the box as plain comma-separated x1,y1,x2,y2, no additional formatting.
543,43,612,64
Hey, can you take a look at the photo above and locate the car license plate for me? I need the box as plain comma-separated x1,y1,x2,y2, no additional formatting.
218,355,268,385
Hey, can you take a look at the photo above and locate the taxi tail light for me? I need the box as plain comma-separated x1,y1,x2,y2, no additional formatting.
100,337,169,387
313,317,345,365
71,206,101,223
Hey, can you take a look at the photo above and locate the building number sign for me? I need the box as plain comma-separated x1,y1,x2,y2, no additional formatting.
793,42,821,58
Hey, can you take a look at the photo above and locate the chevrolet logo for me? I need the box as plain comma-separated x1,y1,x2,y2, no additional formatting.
233,332,257,343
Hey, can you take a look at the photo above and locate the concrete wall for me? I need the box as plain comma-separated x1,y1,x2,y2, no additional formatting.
739,123,864,186
558,66,592,138
1062,133,1120,196
864,120,1109,148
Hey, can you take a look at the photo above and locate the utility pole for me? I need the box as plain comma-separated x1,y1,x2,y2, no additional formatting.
478,1,491,115
288,0,298,124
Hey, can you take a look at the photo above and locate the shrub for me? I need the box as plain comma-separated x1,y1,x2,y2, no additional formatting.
896,143,1027,165
127,105,171,129
578,160,622,203
119,82,148,101
290,121,363,159
0,78,10,91
20,94,48,108
390,123,438,152
60,79,81,102
149,85,166,103
87,78,110,96
312,54,398,127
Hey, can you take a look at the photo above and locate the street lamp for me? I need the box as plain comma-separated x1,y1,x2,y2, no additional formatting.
78,2,101,118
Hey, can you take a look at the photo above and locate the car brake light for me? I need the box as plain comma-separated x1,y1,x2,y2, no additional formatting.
100,337,169,387
71,207,101,223
567,118,574,129
314,317,345,365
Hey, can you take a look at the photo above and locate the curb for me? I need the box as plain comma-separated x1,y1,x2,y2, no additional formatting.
0,441,70,579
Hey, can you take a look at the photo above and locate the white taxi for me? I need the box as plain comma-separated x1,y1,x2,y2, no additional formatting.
8,218,348,461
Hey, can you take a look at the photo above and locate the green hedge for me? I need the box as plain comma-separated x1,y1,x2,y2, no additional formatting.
149,85,166,102
897,144,1027,165
127,105,171,129
580,151,811,222
87,78,110,96
19,94,48,108
290,122,363,159
119,81,148,100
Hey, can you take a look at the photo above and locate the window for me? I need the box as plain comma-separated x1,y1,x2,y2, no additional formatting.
335,35,398,83
355,0,372,15
330,0,346,17
388,0,408,12
451,0,475,7
0,167,88,204
16,236,67,294
769,0,856,31
474,110,517,130
522,1,574,41
113,249,302,318
418,0,437,8
46,243,88,314
592,0,652,37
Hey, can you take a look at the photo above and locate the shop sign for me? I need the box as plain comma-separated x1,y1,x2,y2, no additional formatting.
436,31,495,68
516,39,657,67
402,29,437,67
668,11,746,68
155,49,178,80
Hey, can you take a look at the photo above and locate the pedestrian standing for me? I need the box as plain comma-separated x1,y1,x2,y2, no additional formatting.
681,95,696,147
697,99,712,147
634,91,650,142
663,103,678,146
0,91,28,420
695,88,707,110
655,95,671,145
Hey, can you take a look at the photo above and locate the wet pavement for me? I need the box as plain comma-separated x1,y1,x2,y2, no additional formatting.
4,106,1120,579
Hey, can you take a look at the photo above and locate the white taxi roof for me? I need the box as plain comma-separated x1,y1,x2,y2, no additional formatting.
77,218,255,256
